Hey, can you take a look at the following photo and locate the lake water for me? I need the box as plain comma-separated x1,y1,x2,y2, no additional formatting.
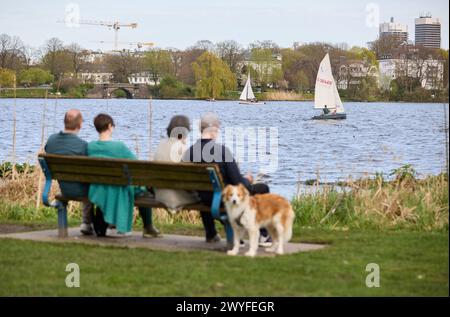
0,98,448,199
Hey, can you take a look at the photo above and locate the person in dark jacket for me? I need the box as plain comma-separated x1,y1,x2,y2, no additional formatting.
182,112,271,245
45,109,94,235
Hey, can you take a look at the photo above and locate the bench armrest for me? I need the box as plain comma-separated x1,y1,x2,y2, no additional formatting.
38,157,53,207
207,167,222,219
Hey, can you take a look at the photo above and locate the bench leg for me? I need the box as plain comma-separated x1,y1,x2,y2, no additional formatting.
224,220,234,250
55,201,68,238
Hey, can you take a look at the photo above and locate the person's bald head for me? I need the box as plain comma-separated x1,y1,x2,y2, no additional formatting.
64,109,83,132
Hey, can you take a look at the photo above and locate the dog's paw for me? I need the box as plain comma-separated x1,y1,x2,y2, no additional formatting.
245,251,257,257
227,250,239,256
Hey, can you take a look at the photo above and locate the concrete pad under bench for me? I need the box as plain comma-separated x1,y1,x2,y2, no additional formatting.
0,228,326,256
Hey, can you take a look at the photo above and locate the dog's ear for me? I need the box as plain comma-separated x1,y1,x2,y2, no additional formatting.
222,185,232,200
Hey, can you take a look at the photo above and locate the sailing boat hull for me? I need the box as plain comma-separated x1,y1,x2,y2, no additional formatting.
312,113,347,120
239,101,266,105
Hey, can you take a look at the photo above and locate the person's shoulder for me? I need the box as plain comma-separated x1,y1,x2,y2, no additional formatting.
45,132,58,143
215,142,234,162
111,140,128,149
69,134,87,147
217,142,232,154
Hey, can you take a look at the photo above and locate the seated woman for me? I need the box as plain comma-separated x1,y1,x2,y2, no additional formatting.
153,115,200,212
88,113,160,237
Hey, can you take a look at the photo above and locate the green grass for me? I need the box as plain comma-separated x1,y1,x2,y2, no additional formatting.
0,170,447,296
0,225,447,296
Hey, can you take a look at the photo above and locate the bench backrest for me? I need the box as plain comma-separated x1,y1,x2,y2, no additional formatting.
38,153,224,192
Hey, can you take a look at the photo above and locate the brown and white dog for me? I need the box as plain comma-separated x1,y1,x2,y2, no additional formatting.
222,184,295,257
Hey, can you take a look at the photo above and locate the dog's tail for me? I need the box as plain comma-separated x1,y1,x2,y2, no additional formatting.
283,206,295,242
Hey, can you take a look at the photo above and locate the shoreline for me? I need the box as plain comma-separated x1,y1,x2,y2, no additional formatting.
0,96,448,103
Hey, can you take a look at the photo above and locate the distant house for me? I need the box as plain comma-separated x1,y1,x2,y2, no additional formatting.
128,71,159,85
238,53,282,88
79,51,105,64
378,58,444,90
337,61,379,90
77,64,113,84
377,43,445,91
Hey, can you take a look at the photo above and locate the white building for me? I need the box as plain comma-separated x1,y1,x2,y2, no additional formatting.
415,15,441,49
337,61,379,90
78,72,113,84
128,71,159,85
378,58,444,90
77,64,112,84
80,51,105,64
379,17,408,43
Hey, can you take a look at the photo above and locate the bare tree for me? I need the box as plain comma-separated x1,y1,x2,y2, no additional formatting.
191,40,215,52
177,48,204,85
215,40,244,73
0,33,25,70
105,51,141,83
369,35,402,59
66,43,85,77
21,45,38,68
41,38,70,79
249,40,280,53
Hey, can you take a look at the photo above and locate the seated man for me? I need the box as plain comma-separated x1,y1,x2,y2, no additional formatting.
323,105,330,115
182,112,272,246
44,109,94,235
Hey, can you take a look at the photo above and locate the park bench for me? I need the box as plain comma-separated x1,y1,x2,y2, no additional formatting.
37,153,233,245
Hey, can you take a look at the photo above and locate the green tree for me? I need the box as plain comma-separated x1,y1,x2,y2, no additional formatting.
281,49,312,92
144,50,175,85
157,76,193,99
18,68,54,86
349,46,378,66
0,67,15,88
192,52,236,99
249,48,282,90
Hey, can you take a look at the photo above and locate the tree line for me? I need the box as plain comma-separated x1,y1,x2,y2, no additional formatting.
0,33,448,102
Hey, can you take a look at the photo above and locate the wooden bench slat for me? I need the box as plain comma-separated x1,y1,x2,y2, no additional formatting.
44,155,215,172
40,153,225,189
47,160,213,174
55,195,225,212
48,164,212,182
52,172,215,191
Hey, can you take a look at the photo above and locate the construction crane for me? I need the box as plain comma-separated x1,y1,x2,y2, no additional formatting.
58,19,138,50
93,41,155,51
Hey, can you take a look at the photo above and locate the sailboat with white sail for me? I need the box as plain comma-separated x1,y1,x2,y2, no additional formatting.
312,53,346,120
239,73,265,105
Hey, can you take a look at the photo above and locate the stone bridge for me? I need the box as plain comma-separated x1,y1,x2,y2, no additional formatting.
87,83,150,99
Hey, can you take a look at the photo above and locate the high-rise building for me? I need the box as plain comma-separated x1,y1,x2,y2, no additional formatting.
415,15,441,49
379,17,409,43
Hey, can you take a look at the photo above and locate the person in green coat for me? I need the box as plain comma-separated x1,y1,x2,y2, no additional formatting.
88,113,160,237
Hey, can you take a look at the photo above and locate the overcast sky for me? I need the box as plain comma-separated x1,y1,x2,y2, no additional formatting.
1,0,448,51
